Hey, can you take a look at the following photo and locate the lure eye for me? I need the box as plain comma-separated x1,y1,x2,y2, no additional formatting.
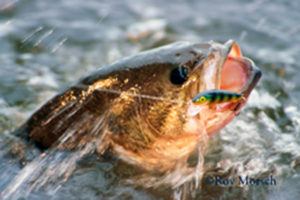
193,95,206,104
170,65,189,85
199,96,206,103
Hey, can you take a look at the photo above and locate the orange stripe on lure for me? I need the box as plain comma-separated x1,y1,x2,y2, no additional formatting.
192,90,243,105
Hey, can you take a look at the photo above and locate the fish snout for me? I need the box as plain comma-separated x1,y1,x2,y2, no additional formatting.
242,63,262,97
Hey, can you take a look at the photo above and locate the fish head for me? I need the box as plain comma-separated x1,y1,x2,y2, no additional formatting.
178,40,262,137
90,40,262,168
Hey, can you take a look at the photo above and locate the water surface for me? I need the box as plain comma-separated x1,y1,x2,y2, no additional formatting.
0,0,300,199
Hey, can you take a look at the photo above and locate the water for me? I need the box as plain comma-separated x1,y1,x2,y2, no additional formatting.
0,0,300,199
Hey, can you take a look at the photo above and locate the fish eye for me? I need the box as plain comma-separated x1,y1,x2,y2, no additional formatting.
170,65,189,85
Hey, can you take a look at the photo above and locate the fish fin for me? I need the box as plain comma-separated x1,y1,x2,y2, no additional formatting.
16,86,111,151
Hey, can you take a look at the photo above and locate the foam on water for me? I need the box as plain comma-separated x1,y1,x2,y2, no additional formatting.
0,0,300,199
2,144,95,200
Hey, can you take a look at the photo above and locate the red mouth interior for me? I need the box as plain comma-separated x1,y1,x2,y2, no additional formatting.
186,43,253,137
220,44,249,93
185,43,255,140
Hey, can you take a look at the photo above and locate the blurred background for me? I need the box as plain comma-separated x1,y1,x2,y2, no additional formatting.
0,0,299,199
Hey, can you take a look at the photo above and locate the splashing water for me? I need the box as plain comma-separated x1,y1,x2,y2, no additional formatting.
1,0,300,199
2,146,95,199
1,92,210,200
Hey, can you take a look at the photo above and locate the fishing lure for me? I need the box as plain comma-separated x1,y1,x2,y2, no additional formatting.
192,90,243,105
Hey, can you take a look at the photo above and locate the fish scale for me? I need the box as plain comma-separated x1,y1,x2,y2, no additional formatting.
15,40,260,174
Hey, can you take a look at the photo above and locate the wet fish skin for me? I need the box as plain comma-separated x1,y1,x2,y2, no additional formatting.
15,40,261,172
16,42,209,155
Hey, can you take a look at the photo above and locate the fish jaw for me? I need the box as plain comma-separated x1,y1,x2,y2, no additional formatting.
185,40,261,136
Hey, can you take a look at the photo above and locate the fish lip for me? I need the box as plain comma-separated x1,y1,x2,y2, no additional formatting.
239,59,262,98
230,63,261,115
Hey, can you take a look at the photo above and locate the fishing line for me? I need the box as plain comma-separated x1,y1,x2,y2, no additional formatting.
75,84,185,104
96,88,184,104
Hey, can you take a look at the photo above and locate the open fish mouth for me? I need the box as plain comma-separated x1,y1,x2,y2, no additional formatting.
188,40,261,98
186,40,262,135
219,40,262,98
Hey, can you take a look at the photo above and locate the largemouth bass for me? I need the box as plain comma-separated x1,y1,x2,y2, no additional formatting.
17,40,261,173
